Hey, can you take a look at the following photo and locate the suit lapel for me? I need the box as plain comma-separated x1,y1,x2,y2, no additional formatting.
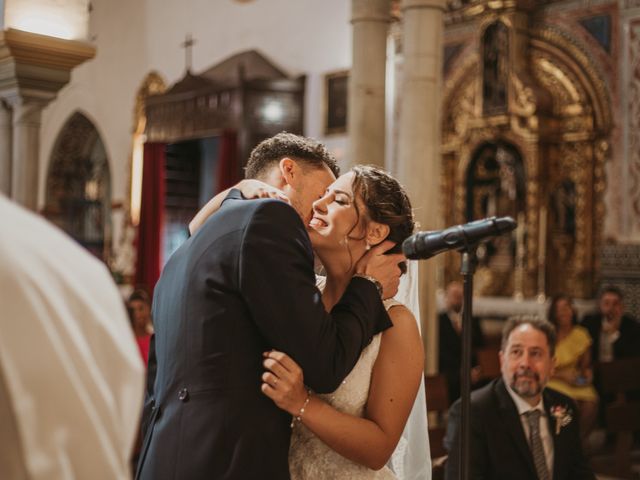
544,390,568,480
542,396,562,479
494,380,538,477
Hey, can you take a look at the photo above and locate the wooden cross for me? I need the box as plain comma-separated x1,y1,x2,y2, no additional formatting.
181,34,196,72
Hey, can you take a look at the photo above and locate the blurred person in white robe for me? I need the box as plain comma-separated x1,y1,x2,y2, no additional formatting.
0,194,145,480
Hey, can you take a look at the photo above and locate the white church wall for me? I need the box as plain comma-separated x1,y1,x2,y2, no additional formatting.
40,0,151,206
617,4,640,242
142,0,351,164
40,0,352,214
3,0,89,40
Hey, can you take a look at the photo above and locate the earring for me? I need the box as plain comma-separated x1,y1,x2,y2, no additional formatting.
365,243,371,251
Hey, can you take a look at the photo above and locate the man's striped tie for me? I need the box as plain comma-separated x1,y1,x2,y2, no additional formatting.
525,410,551,480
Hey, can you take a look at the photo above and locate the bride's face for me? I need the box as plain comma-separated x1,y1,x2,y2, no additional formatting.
308,172,367,255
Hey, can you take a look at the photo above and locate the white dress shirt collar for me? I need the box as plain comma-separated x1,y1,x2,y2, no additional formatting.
506,383,545,415
505,382,554,475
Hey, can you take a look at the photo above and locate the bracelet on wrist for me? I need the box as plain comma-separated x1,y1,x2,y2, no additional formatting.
353,273,383,298
290,389,312,428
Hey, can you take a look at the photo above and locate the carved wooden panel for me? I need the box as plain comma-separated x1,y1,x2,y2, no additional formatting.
44,112,111,262
627,19,640,233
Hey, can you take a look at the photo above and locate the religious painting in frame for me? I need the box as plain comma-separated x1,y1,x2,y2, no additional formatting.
324,70,349,135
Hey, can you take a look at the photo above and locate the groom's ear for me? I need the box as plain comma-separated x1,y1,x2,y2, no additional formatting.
278,157,299,188
366,221,390,247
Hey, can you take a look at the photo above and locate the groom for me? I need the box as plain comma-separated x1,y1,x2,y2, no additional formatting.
136,133,404,480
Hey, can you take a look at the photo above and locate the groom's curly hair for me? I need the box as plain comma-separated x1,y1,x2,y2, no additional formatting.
245,132,340,180
350,165,415,272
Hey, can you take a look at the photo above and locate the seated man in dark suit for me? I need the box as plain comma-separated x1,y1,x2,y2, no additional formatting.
445,316,594,480
438,281,485,403
581,286,640,423
581,286,640,363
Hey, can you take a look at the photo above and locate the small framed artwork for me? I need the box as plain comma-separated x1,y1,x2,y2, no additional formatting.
324,70,349,135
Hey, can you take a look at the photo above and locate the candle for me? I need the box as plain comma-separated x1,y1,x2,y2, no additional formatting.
516,212,525,265
514,211,525,300
537,206,547,302
538,207,547,265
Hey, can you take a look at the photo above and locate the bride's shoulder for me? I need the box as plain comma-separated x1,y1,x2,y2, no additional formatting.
384,303,418,333
380,303,424,362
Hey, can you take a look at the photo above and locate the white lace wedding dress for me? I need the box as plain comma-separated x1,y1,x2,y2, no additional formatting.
288,298,401,480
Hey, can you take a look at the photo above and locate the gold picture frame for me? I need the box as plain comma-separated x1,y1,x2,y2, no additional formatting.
324,70,349,135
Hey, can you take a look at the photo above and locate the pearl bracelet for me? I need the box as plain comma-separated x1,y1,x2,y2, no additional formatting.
290,390,311,428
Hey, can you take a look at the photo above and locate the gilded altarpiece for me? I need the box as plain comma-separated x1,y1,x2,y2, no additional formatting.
627,18,640,233
441,9,611,299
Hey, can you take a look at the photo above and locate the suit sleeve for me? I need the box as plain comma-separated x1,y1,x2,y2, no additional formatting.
139,334,157,441
239,200,392,393
563,398,596,480
568,436,596,480
438,314,462,403
472,316,485,349
445,399,488,480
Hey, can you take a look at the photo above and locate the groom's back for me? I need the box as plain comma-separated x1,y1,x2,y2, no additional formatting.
137,194,293,480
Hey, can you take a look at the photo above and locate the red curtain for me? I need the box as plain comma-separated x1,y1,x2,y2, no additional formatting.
135,142,166,295
216,130,241,192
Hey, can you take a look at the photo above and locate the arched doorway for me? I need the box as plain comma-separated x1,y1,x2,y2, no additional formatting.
44,112,111,262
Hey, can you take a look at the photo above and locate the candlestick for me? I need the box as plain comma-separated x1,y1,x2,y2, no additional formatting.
537,206,547,303
514,211,525,301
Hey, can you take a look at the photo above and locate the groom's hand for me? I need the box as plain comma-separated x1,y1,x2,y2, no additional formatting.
354,240,405,299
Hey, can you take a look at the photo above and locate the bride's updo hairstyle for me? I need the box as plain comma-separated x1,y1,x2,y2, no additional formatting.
350,165,415,265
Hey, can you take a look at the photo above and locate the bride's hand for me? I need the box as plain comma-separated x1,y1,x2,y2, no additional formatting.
261,350,308,416
189,180,290,234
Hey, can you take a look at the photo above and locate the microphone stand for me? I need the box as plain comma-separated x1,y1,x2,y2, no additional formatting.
400,215,516,480
459,249,478,480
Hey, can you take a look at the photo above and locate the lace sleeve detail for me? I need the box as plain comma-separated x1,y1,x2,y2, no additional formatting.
383,298,403,311
390,435,408,478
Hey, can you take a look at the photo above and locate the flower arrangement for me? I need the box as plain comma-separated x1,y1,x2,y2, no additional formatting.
550,405,573,435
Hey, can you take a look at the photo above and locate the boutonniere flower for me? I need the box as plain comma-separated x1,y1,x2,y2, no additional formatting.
550,405,573,435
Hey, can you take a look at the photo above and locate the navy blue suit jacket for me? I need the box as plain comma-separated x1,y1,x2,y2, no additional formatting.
445,378,594,480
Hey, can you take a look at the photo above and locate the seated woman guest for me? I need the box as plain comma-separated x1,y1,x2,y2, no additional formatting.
546,294,598,444
128,289,154,364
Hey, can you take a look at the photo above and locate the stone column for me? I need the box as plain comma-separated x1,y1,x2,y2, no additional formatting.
348,0,391,168
0,102,12,195
9,98,45,210
0,29,95,210
396,0,446,374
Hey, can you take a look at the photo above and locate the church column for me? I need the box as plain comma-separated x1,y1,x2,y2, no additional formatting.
348,0,391,168
0,29,94,210
396,0,446,374
0,102,12,195
7,98,46,210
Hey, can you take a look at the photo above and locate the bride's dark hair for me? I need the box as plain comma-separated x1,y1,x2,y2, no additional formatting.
350,165,415,260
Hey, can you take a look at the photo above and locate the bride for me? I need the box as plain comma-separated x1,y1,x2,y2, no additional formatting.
191,165,430,479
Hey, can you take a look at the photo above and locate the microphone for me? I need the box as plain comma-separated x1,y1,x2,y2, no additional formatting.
402,216,517,260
